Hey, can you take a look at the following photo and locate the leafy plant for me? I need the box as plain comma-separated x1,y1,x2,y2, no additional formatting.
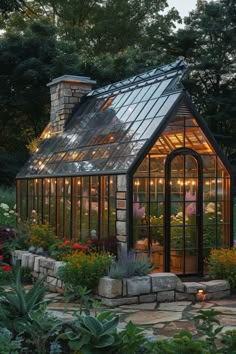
20,304,63,354
117,321,145,354
0,327,22,354
0,268,47,332
144,331,210,354
108,251,153,279
26,223,58,250
64,311,119,353
208,248,236,289
0,186,17,228
58,251,111,293
194,309,223,351
221,329,236,353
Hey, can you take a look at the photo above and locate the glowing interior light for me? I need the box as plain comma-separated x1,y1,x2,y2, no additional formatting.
150,180,154,185
159,179,163,184
65,180,69,185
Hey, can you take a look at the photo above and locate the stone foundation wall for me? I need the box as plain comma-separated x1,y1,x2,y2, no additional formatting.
13,251,231,305
98,274,231,307
12,251,65,293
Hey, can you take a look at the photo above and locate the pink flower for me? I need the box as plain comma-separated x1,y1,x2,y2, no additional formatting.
186,203,196,216
133,203,145,219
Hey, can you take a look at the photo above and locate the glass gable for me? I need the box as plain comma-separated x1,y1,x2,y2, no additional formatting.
18,60,186,178
133,101,231,274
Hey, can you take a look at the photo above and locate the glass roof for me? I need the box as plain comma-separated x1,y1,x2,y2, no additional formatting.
18,60,186,178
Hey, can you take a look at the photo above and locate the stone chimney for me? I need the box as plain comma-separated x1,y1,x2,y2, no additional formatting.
47,75,96,133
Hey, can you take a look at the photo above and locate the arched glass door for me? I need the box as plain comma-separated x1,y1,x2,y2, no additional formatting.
165,149,203,274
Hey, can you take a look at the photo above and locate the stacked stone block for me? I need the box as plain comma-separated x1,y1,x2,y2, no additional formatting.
12,251,231,304
97,273,231,307
13,250,65,293
47,75,96,133
116,175,128,256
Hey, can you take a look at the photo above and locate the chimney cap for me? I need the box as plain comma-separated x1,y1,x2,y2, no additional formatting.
47,74,96,87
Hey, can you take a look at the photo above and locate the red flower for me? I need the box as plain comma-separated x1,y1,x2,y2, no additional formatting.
86,239,93,244
0,255,3,261
72,243,82,249
2,265,11,272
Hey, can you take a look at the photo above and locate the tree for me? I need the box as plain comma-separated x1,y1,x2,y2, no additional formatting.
0,19,81,184
172,0,236,159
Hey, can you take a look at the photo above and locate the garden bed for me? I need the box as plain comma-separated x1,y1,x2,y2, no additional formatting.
12,251,231,305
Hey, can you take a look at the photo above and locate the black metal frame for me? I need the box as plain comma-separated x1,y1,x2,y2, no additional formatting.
128,94,233,274
164,147,203,275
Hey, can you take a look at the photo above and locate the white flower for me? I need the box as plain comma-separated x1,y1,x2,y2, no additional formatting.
205,202,215,213
13,204,16,209
0,203,9,211
176,211,183,218
3,212,9,217
9,210,16,214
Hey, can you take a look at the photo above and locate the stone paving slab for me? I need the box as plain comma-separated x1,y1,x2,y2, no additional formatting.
156,320,198,337
120,302,157,310
125,310,183,325
157,301,191,312
45,292,236,340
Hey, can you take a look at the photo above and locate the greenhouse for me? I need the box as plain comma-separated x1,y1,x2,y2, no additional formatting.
16,59,233,275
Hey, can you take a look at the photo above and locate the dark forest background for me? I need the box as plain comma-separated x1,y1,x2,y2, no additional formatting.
0,0,235,185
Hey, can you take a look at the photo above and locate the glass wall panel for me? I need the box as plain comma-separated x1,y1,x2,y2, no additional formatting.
108,176,116,237
57,178,64,236
42,179,50,224
49,179,57,228
81,177,89,240
133,105,231,274
72,177,81,240
64,178,71,238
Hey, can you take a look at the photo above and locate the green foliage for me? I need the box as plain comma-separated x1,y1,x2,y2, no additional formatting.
194,309,223,351
0,186,16,227
0,327,22,354
144,331,210,353
57,251,111,293
208,248,236,289
64,311,119,354
221,329,236,353
116,321,145,354
21,304,63,354
108,252,154,279
26,222,58,250
0,268,47,331
173,0,236,159
0,18,81,182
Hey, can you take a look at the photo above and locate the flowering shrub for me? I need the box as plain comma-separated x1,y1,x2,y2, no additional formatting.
58,251,112,291
49,239,90,260
26,223,57,250
208,248,236,289
0,250,12,284
0,202,17,228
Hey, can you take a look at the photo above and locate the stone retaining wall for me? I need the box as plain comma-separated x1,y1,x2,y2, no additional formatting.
13,251,231,305
97,274,231,307
12,250,65,293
